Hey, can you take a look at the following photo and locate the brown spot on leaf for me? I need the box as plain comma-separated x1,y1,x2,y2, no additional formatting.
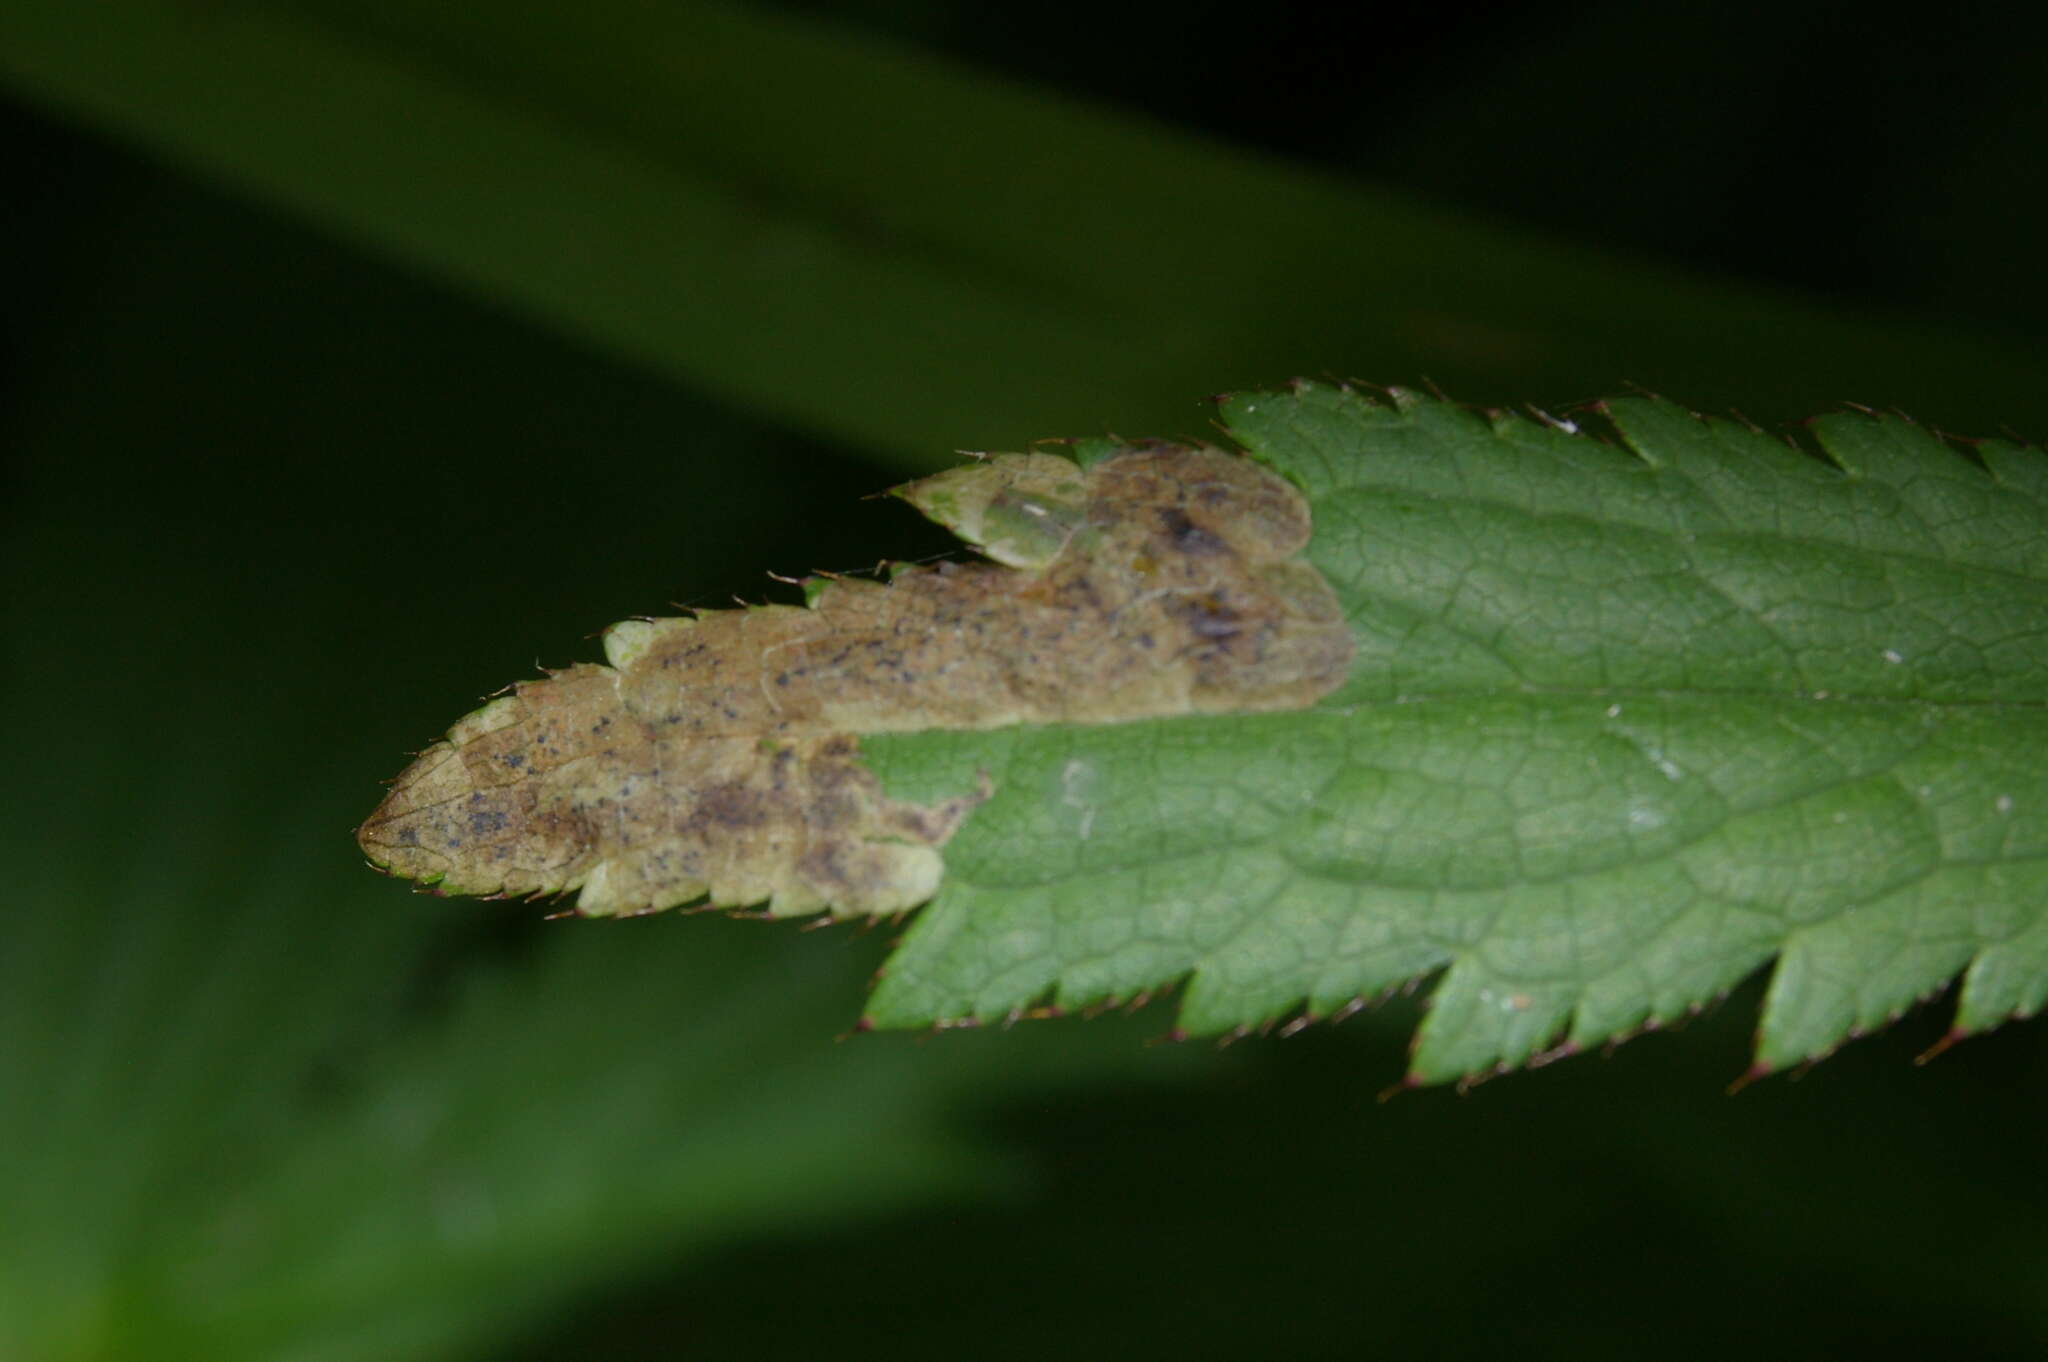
358,444,1352,918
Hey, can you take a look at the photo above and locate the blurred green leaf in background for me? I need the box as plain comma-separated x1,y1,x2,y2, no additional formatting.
3,1,2046,1358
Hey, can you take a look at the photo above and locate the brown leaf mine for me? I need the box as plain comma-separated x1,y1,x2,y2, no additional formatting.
357,444,1353,917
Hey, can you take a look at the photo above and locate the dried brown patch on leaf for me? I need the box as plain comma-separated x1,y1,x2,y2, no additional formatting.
358,444,1353,918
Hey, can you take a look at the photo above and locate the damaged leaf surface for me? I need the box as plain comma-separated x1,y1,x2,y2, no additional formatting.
359,445,1352,917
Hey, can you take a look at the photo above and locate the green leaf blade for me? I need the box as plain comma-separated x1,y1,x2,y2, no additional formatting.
867,384,2048,1083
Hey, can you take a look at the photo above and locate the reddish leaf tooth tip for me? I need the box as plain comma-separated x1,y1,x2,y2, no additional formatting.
1726,1062,1773,1095
1396,1068,1435,1094
1215,1024,1254,1049
852,1015,875,1033
1914,1029,1966,1065
1460,1061,1518,1095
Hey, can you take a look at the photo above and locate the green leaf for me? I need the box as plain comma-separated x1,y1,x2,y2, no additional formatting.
861,384,2048,1084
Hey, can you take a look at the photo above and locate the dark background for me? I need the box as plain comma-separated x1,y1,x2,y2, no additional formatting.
5,2,2046,1358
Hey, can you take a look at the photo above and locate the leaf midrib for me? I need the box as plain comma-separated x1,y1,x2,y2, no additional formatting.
933,690,2036,895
